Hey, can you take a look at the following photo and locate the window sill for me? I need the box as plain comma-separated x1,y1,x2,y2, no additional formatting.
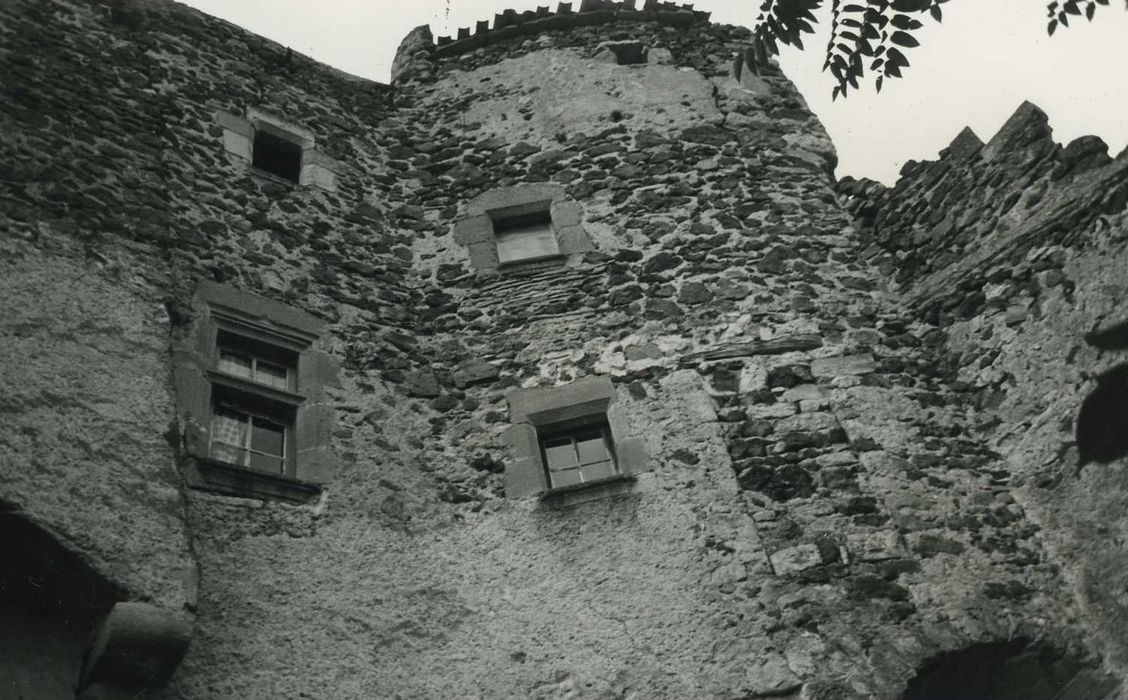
540,474,637,507
249,166,299,188
497,254,567,273
191,458,322,504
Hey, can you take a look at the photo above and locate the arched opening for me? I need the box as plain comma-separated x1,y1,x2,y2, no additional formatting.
899,639,1119,700
1077,362,1128,466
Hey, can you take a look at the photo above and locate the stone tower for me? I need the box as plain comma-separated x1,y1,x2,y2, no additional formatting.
1,0,1126,698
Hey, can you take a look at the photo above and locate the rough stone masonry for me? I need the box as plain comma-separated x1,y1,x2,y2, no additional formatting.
1,0,1126,698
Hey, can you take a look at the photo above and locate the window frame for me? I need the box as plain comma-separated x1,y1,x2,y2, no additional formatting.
209,393,294,477
175,282,337,504
537,416,620,490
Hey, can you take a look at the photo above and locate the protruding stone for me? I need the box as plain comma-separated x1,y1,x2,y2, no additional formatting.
391,25,434,84
982,101,1052,162
81,603,192,692
452,358,500,388
940,126,983,162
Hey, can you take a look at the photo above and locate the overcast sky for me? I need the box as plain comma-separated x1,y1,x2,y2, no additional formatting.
176,0,1128,184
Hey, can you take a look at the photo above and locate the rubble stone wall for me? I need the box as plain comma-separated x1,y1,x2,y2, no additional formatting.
843,101,1128,683
1,0,1125,697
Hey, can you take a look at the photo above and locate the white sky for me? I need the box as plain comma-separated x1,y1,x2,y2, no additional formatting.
176,0,1128,184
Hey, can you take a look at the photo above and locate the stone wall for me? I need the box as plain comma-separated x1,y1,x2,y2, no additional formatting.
1,0,1124,697
843,101,1128,684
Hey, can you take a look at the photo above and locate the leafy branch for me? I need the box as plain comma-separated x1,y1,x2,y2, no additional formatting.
744,0,1126,99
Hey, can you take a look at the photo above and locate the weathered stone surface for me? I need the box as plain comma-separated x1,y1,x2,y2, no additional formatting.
810,354,877,378
769,544,823,574
451,358,499,388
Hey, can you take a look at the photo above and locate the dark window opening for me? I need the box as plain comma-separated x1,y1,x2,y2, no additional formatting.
609,42,648,65
252,129,302,183
538,416,618,489
494,209,560,264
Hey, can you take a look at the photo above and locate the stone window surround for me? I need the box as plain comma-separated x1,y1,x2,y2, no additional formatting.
453,183,593,272
503,376,648,503
217,107,342,192
173,281,339,503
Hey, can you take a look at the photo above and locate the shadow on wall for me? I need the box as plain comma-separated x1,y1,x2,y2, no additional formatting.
898,639,1118,700
1077,319,1128,466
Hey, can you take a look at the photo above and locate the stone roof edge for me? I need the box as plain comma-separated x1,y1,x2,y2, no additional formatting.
428,0,711,59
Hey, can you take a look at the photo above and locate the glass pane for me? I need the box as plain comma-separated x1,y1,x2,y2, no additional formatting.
580,460,616,483
543,439,578,471
496,223,559,263
251,420,285,457
575,432,610,466
218,350,253,378
255,360,290,390
249,451,285,474
211,410,247,447
210,443,247,466
550,468,583,489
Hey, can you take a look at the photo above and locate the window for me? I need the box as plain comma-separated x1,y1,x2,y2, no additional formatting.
503,376,649,501
207,330,301,478
452,184,594,273
217,108,341,192
606,41,648,65
494,209,560,264
539,417,618,488
215,330,295,391
210,392,292,475
174,281,340,503
252,129,302,183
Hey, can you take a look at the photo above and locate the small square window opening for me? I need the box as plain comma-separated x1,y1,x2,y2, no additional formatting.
252,129,302,183
539,420,618,489
610,42,648,65
494,210,560,264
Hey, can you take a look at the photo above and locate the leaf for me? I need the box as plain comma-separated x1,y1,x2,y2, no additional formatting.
891,14,924,29
890,30,921,47
886,46,909,66
1048,18,1058,33
930,4,942,20
876,75,885,92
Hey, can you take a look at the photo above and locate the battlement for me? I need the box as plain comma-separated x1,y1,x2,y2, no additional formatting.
431,0,710,58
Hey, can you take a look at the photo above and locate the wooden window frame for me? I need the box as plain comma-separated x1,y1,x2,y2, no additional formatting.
538,416,620,490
